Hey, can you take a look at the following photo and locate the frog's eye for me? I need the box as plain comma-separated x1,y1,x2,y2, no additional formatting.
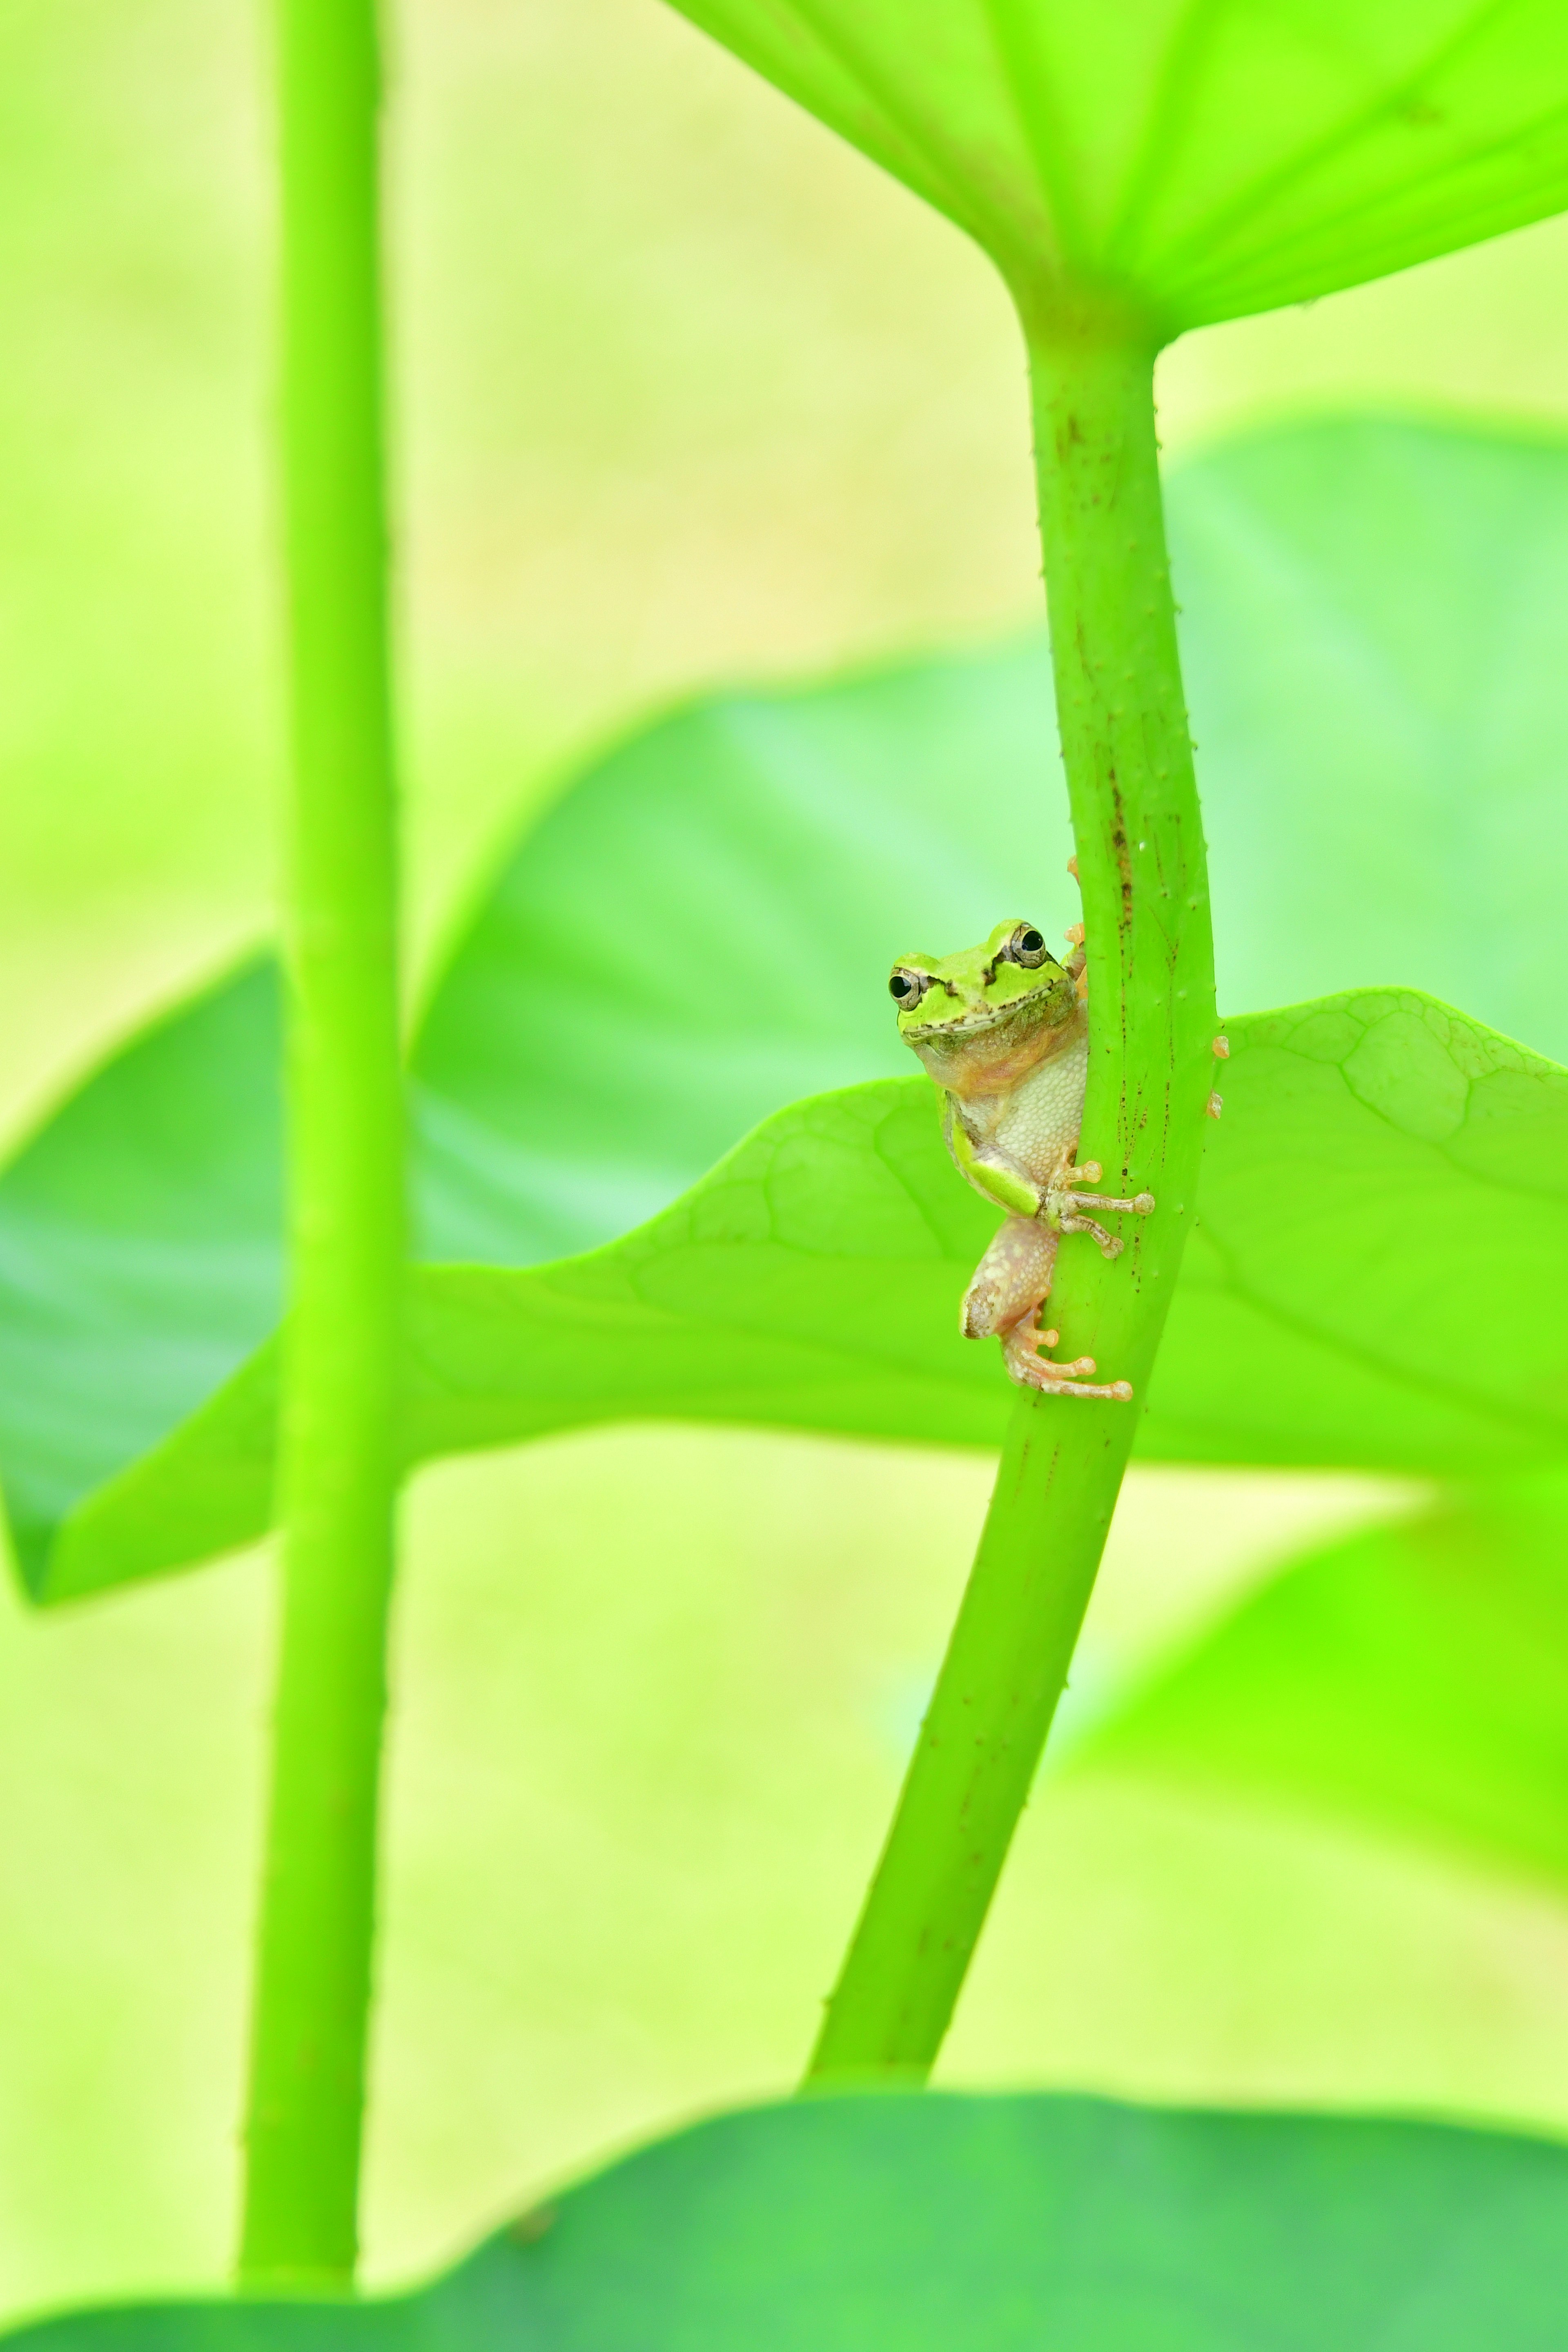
1001,923,1051,971
889,968,930,1009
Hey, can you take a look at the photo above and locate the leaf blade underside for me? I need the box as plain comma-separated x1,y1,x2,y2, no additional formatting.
665,0,1568,330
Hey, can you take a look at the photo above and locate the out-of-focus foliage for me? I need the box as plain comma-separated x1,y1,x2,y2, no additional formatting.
1168,420,1568,1059
8,2092,1568,2351
0,972,283,1591
419,415,1568,1251
1077,1472,1568,1893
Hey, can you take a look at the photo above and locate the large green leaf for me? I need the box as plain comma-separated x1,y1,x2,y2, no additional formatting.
664,0,1568,330
409,637,1067,1264
9,418,1568,1593
8,2092,1568,2349
390,413,1568,1266
38,987,1568,1600
1171,419,1568,1064
1074,1469,1568,1895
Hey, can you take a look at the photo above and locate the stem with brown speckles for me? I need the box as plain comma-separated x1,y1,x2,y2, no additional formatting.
805,296,1215,2085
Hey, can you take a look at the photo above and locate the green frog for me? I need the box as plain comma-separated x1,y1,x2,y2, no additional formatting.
889,916,1154,1401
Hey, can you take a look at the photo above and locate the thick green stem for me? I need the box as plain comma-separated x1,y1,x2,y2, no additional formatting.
806,301,1215,2084
238,0,403,2287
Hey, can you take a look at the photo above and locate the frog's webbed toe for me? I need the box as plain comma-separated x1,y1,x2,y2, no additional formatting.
1003,1310,1134,1403
1047,1160,1156,1259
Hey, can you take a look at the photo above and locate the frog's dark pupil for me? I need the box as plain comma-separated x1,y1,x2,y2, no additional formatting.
1019,929,1043,952
890,974,912,999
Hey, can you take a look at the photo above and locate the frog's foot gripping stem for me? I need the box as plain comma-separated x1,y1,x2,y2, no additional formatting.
962,1207,1140,1401
1002,1310,1134,1403
1047,1159,1156,1259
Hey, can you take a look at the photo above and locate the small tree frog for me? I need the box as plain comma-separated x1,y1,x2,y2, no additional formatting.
888,918,1154,1401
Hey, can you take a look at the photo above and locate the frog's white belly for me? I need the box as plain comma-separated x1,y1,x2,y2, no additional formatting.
969,1029,1087,1184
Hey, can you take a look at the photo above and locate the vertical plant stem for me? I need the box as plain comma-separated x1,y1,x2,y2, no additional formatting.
806,295,1215,2084
238,0,402,2288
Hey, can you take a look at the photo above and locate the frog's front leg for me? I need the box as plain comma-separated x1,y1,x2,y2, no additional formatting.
1043,1156,1156,1259
947,1113,1139,1402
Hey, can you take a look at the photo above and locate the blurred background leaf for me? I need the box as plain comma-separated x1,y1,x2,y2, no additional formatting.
0,970,281,1588
408,405,1568,1265
413,414,1568,1256
11,2093,1568,2352
1074,1470,1568,1899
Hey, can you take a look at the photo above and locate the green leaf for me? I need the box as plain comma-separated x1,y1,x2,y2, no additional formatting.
0,964,282,1589
41,988,1568,1600
1140,990,1568,1474
11,417,1568,1594
409,638,1067,1264
412,413,1568,1263
8,2092,1568,2348
1072,1469,1568,1896
664,0,1568,331
1172,418,1568,1067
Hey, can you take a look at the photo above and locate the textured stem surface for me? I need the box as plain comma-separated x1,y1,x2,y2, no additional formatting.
238,0,403,2285
806,301,1215,2084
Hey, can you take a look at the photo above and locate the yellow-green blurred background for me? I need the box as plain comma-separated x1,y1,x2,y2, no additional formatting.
7,0,1568,2320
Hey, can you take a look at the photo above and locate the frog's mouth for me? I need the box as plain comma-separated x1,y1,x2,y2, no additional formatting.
902,978,1063,1046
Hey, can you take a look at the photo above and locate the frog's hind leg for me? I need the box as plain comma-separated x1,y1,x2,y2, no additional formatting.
961,1213,1056,1344
961,1216,1133,1402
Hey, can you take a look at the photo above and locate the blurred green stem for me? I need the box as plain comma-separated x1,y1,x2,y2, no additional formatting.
238,0,403,2287
806,297,1216,2083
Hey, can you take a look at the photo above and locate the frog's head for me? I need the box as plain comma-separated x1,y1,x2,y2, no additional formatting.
889,919,1080,1091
